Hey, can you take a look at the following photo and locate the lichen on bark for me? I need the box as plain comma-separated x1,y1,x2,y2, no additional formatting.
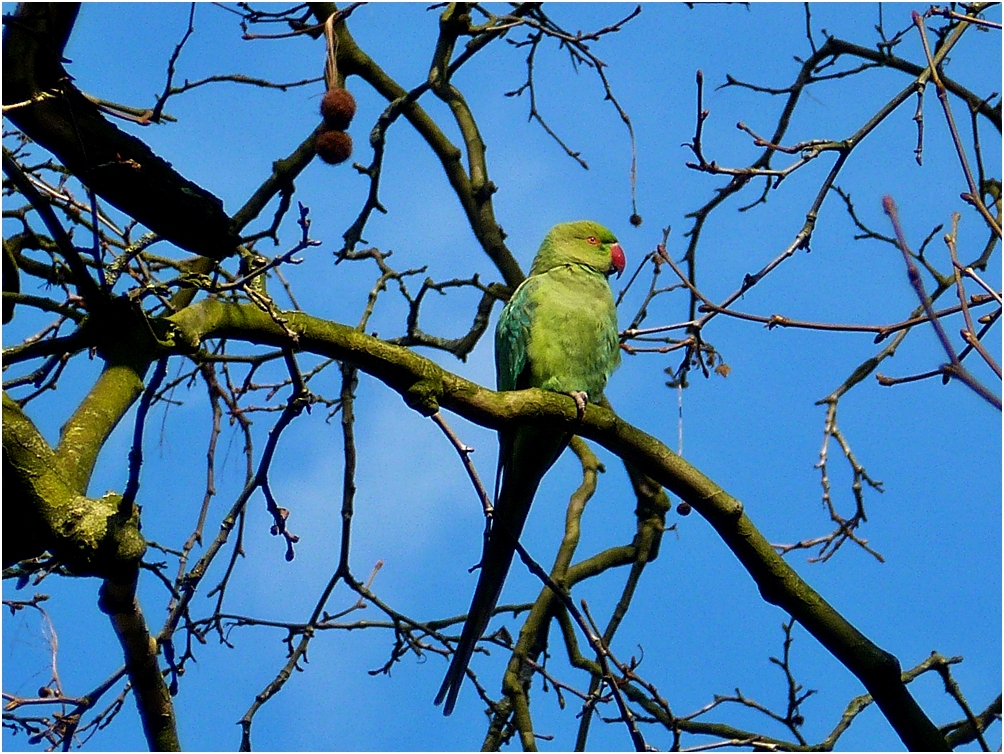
2,392,146,576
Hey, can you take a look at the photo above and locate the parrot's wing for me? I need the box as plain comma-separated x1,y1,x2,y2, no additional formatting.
494,276,540,506
495,277,536,393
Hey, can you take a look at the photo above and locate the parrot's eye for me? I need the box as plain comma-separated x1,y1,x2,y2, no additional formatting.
586,236,600,245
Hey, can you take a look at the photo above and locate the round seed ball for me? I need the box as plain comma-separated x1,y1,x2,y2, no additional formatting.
320,88,357,130
315,128,353,165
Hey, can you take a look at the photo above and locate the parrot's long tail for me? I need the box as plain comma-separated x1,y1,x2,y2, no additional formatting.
435,426,568,716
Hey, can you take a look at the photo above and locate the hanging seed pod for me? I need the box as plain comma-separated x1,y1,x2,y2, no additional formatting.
315,128,353,165
314,11,355,164
320,88,356,130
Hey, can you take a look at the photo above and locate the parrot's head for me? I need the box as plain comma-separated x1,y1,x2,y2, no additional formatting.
531,221,626,279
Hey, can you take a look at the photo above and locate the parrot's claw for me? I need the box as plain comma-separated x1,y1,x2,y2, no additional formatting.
570,391,589,419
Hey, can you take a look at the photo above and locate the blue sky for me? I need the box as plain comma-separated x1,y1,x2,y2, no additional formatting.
2,3,1001,751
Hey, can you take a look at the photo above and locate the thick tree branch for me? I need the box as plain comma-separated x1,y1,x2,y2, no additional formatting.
55,334,154,494
2,3,240,260
99,574,180,751
166,298,949,750
2,392,146,576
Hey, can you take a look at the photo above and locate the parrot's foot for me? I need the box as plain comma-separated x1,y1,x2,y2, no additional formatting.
569,391,589,419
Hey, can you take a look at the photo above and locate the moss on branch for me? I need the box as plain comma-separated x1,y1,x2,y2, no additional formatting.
2,393,145,576
56,360,148,495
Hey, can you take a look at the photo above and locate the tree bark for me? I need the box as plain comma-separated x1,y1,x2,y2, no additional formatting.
2,2,239,260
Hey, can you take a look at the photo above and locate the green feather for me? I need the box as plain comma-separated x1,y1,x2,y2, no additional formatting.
436,221,623,715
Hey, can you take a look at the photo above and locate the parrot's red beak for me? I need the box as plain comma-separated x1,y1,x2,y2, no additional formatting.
609,243,626,278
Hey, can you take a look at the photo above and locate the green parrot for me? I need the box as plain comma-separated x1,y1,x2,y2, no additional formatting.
435,220,625,715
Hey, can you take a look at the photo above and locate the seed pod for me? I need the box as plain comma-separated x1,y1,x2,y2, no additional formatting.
320,88,356,130
315,128,353,165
